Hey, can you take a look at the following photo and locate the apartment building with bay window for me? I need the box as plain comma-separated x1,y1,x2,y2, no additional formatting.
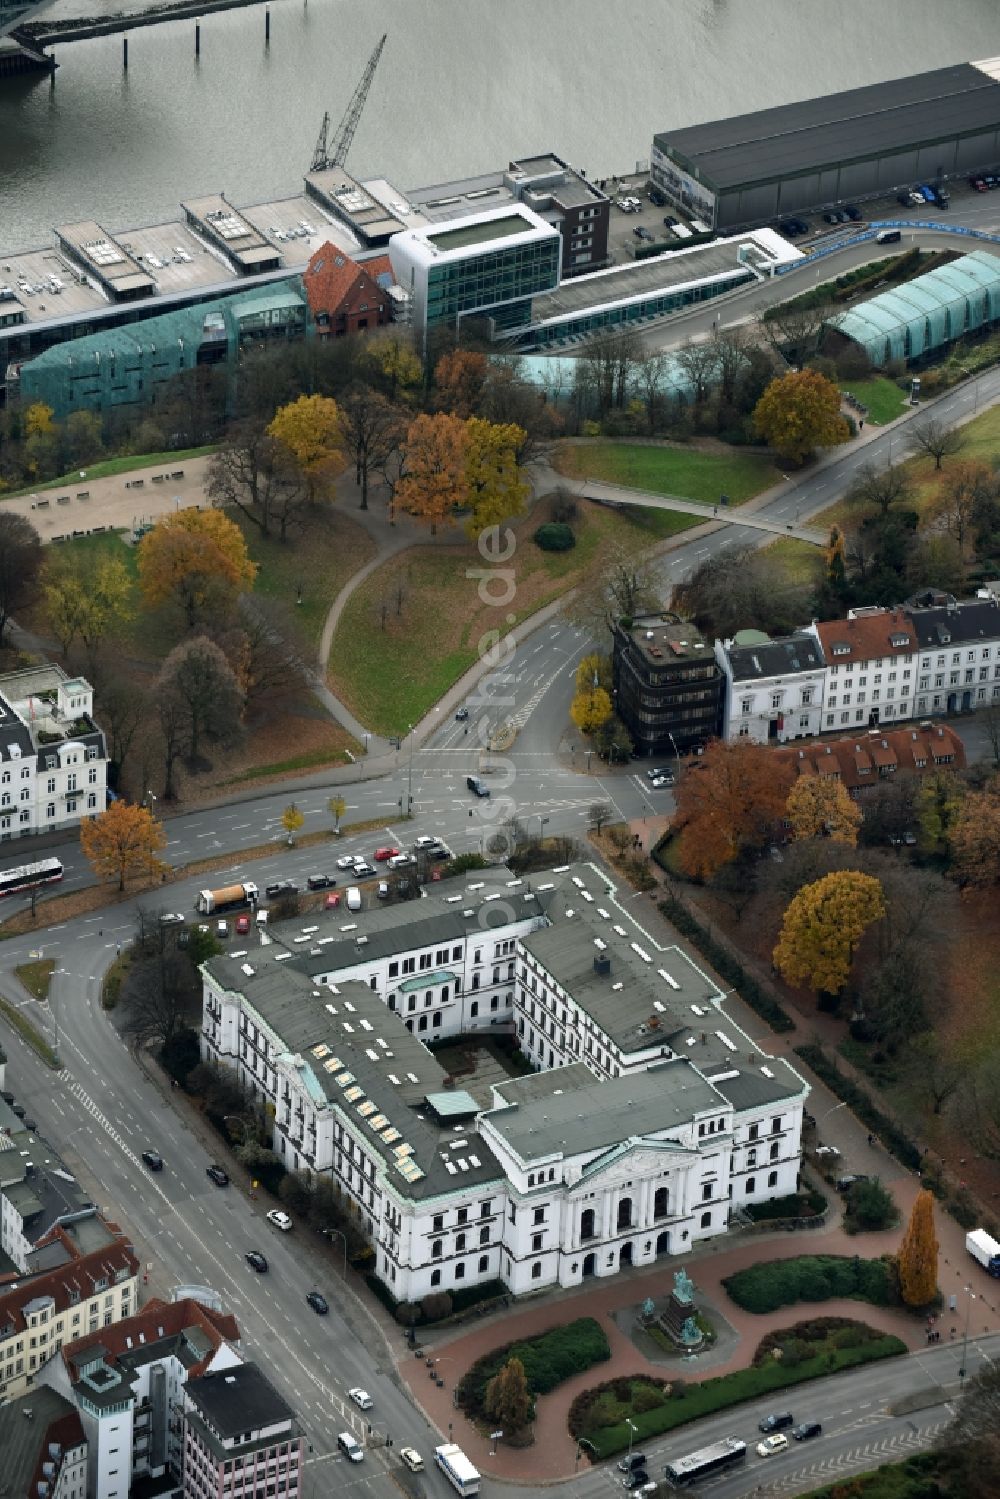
199,864,807,1303
0,665,108,840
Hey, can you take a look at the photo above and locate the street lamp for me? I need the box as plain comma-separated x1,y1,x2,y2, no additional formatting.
625,1418,638,1464
325,1227,348,1277
666,730,681,773
959,1285,976,1381
51,965,67,1064
406,723,414,817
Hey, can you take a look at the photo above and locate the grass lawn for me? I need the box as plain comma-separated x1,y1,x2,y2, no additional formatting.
1,447,216,500
14,959,55,1002
765,536,826,586
811,399,1000,534
327,498,698,737
552,440,776,506
841,376,908,425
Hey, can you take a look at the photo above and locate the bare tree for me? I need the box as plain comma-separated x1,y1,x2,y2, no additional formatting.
672,543,813,638
631,350,668,434
756,303,832,363
910,417,964,471
158,637,244,768
0,512,42,645
121,948,199,1048
569,540,661,638
675,338,720,407
219,597,307,710
207,424,307,542
588,801,613,833
849,461,913,517
938,461,1000,551
97,680,149,783
712,326,752,407
340,382,405,511
577,329,641,415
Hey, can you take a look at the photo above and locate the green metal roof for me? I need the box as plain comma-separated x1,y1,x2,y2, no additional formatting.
830,249,1000,364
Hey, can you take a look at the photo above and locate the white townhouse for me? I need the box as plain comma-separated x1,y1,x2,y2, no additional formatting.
807,607,920,733
714,633,827,743
0,666,108,841
199,864,808,1303
905,591,1000,716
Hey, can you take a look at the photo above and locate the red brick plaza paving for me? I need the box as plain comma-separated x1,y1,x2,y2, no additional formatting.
399,1176,1000,1485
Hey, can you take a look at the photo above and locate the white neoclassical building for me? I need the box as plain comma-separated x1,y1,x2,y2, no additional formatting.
0,665,108,840
200,864,808,1302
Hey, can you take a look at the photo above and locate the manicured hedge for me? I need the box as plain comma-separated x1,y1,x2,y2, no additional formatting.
723,1254,898,1314
533,522,576,552
458,1317,610,1418
746,1187,827,1222
658,892,795,1033
572,1336,905,1457
795,1044,922,1170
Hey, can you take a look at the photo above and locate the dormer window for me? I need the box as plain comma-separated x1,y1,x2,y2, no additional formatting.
832,643,850,657
889,633,910,648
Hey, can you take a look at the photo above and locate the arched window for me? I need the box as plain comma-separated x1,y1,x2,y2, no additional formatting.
431,1268,441,1287
654,1187,669,1219
432,1241,442,1259
455,1262,465,1281
617,1197,633,1231
746,1177,756,1195
767,1170,778,1188
700,1211,711,1228
581,1208,596,1240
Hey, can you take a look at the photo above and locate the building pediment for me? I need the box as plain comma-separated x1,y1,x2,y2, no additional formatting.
575,1137,697,1190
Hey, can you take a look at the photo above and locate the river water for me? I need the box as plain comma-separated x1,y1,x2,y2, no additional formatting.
1,0,998,252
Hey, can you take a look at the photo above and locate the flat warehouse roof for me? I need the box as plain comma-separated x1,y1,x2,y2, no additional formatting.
427,213,537,251
527,239,751,322
655,63,1000,190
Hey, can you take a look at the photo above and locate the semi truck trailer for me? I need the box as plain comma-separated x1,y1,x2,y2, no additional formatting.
195,881,259,915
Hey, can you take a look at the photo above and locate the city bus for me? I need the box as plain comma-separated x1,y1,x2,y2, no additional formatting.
664,1435,747,1486
0,857,64,898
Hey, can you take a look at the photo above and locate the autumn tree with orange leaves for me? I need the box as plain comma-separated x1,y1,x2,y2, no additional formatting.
785,774,862,845
752,368,850,465
434,348,489,418
674,740,794,879
137,510,257,629
80,800,168,892
947,774,1000,887
395,412,469,532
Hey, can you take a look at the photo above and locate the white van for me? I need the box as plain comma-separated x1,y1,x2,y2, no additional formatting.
346,886,362,912
338,1432,364,1463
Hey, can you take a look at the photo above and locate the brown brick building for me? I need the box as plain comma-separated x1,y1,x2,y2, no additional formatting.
302,243,394,337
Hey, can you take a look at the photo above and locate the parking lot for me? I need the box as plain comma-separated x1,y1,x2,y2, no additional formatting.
602,171,991,266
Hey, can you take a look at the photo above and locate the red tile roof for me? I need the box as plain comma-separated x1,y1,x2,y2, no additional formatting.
813,608,917,665
772,722,965,795
302,242,391,319
0,1237,138,1339
61,1296,239,1382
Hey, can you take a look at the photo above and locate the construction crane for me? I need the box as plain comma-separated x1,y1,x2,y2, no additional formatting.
310,33,387,174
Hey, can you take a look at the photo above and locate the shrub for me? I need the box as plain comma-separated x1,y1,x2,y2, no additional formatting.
534,521,576,552
724,1255,898,1315
549,490,579,524
421,1291,453,1322
658,892,794,1033
459,1317,610,1419
572,1337,905,1456
845,1178,899,1234
746,1188,827,1222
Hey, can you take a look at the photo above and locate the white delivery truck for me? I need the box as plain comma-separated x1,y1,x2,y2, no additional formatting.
435,1444,480,1496
966,1228,1000,1277
195,881,259,915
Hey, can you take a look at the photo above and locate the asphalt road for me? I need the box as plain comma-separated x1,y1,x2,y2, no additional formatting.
510,1335,1000,1499
4,208,1000,1499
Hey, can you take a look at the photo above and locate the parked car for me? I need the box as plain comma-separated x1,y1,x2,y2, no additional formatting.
663,214,679,227
206,1165,229,1186
215,919,228,939
618,1454,647,1474
835,1173,870,1192
823,211,839,224
759,1412,794,1433
917,183,936,202
349,1387,374,1410
648,187,667,206
235,914,250,935
141,1150,163,1171
352,861,376,877
336,854,357,870
896,191,913,206
324,892,341,908
264,880,298,898
455,706,470,721
245,1250,268,1272
414,835,441,850
970,176,988,192
306,1291,329,1314
377,881,390,899
159,912,185,926
400,1447,424,1472
814,1143,841,1157
793,1422,822,1441
757,1435,789,1458
844,203,862,220
307,873,336,890
266,1209,292,1231
374,846,400,862
633,225,653,241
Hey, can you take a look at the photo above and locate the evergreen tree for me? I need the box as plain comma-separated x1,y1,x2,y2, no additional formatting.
483,1356,532,1433
897,1188,938,1307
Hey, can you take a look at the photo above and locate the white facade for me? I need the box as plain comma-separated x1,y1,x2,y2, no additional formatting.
0,667,108,841
200,866,807,1305
715,637,827,744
